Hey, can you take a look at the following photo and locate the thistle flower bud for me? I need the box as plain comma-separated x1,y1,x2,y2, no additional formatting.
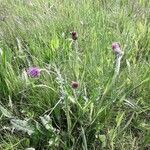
112,42,122,55
27,67,41,78
71,31,78,40
71,81,79,89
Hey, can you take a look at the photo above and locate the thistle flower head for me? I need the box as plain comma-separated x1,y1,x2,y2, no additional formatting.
27,67,41,78
112,42,122,55
71,31,78,40
71,81,79,89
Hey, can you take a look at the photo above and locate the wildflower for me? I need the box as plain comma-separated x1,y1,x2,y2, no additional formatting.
111,42,123,76
71,81,79,89
112,42,122,55
27,67,41,78
71,31,78,40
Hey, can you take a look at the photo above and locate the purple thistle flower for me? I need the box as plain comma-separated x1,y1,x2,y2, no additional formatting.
27,67,41,78
71,81,79,89
112,42,122,55
71,31,78,40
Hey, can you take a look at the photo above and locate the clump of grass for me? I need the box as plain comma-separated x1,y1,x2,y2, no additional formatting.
0,0,150,149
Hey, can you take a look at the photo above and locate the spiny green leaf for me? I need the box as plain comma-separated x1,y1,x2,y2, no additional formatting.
0,104,12,118
10,118,34,135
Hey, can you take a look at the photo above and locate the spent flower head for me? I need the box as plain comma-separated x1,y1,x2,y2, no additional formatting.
71,81,79,89
27,67,41,78
71,31,78,40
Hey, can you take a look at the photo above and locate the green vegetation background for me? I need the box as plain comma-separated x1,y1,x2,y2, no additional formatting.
0,0,149,149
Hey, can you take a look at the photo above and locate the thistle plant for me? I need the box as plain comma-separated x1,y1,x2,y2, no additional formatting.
100,43,124,103
70,31,79,55
112,42,124,77
70,31,81,80
0,1,149,149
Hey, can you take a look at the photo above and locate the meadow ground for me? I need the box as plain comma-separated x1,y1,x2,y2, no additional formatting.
0,0,150,149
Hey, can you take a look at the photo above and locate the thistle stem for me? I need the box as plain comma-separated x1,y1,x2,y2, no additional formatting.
114,53,123,76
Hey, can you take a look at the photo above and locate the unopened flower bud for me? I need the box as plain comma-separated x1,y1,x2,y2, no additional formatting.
71,31,78,40
71,81,79,89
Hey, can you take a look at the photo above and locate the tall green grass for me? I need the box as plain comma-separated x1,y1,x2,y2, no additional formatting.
0,0,149,149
